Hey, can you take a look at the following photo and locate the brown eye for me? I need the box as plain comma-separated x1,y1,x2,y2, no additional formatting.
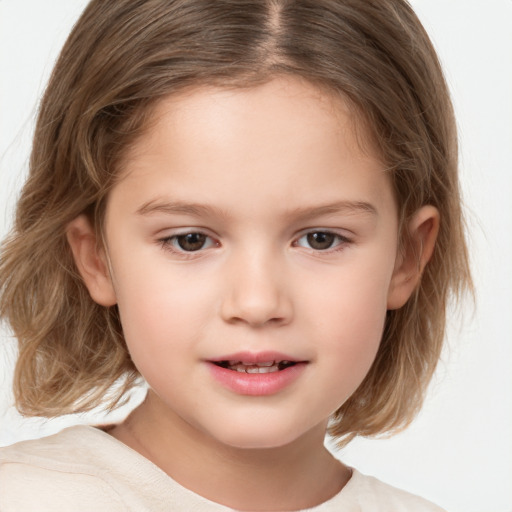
176,233,208,251
306,232,336,250
295,231,349,252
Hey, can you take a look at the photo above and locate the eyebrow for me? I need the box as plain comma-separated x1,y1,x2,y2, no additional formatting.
286,201,378,222
135,198,378,220
136,199,231,220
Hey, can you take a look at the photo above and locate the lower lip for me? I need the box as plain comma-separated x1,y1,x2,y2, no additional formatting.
206,362,307,396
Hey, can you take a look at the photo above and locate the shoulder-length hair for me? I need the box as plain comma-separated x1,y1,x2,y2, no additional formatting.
0,0,471,444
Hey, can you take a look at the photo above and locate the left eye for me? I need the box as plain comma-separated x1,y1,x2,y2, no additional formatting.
295,231,347,251
164,232,215,252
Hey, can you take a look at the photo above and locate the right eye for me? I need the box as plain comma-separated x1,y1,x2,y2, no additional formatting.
159,232,216,253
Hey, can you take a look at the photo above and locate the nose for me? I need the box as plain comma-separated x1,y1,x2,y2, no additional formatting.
220,248,293,327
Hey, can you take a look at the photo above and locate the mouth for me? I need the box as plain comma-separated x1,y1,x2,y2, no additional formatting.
207,352,307,395
212,360,298,374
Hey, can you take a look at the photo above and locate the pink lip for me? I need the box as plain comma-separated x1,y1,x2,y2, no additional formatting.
206,351,308,396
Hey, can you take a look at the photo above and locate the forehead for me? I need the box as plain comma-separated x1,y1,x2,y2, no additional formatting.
120,76,374,170
109,76,393,221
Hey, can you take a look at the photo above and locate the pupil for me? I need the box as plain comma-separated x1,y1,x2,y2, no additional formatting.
177,233,206,251
307,232,334,250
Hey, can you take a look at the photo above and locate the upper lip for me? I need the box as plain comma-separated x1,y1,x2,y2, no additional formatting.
208,351,304,364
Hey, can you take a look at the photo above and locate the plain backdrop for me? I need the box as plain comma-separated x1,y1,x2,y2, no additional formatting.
1,1,511,511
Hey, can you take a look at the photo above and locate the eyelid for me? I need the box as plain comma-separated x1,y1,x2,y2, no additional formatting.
157,229,220,256
156,226,218,241
292,229,353,252
155,227,353,258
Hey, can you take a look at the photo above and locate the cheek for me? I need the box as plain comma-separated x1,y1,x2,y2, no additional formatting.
322,294,385,380
302,261,392,389
114,248,211,324
111,259,211,374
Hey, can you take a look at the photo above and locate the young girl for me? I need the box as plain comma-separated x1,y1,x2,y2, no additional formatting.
0,0,471,510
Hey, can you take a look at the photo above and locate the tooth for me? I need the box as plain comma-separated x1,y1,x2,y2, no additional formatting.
229,362,283,373
257,361,274,367
258,366,279,373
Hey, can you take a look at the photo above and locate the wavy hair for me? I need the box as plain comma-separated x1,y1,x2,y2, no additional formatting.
0,0,471,444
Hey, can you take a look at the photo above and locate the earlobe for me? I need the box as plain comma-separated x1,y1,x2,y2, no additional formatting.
66,215,117,307
387,205,439,310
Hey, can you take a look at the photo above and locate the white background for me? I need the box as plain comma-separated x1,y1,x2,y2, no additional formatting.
0,1,511,511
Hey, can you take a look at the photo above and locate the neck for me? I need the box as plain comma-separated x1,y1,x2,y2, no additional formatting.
109,391,350,511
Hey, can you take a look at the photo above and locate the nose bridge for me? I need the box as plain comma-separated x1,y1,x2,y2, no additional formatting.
220,242,292,327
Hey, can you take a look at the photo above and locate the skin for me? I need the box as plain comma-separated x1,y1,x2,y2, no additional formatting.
67,76,439,511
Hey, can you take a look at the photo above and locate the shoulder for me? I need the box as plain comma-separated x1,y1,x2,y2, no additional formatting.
0,425,206,512
339,469,446,512
0,426,128,512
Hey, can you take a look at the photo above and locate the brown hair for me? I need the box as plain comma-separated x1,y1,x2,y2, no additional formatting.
0,0,471,444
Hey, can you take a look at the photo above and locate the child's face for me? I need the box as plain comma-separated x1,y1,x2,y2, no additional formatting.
74,77,421,449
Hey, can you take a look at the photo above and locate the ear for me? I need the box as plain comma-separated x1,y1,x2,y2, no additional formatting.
387,205,440,310
66,215,117,306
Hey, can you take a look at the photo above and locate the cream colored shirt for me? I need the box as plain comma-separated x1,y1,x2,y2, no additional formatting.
0,426,445,511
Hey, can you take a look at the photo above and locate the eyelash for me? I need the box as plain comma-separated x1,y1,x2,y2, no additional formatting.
158,229,352,258
293,231,351,252
158,232,218,259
